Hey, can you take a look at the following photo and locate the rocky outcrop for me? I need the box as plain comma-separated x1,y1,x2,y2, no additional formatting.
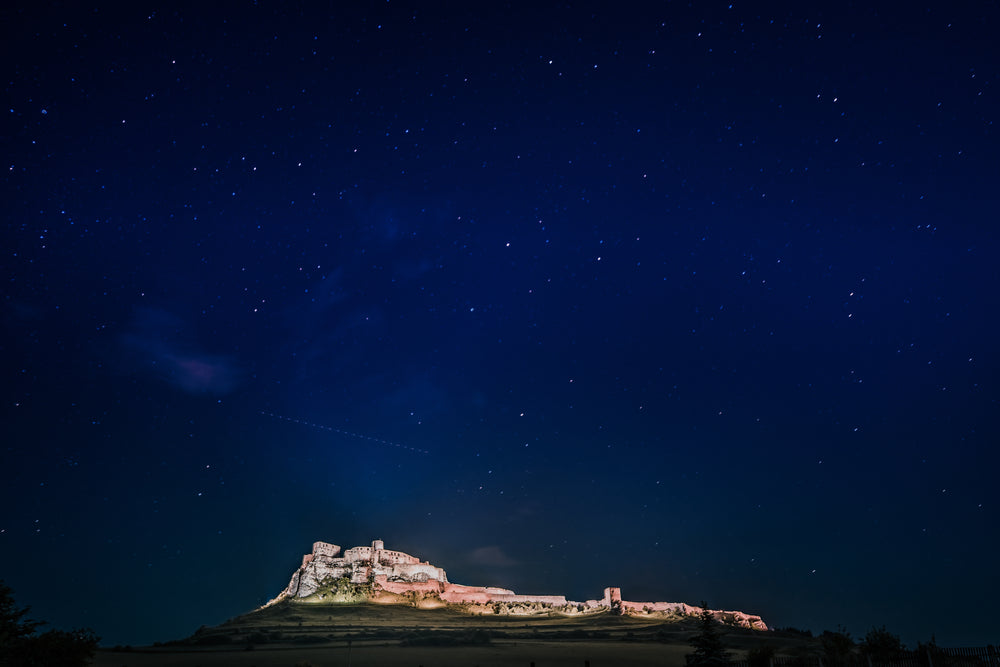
264,539,767,631
270,539,448,601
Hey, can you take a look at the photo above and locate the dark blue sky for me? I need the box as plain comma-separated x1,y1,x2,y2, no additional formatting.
2,1,998,648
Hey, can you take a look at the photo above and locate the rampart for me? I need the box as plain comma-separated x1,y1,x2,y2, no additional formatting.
374,575,444,595
313,541,341,558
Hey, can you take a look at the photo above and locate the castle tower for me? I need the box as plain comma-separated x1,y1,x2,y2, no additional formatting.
372,539,384,564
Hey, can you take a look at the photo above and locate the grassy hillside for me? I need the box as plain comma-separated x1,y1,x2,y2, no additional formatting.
95,600,822,667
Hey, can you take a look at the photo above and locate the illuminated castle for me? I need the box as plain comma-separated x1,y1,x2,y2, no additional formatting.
268,539,767,630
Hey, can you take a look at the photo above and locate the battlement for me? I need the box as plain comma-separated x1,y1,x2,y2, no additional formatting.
312,542,341,558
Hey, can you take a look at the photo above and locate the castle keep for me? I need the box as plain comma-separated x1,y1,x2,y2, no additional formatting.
269,539,768,630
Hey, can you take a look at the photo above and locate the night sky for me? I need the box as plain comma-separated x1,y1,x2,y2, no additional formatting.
2,1,998,649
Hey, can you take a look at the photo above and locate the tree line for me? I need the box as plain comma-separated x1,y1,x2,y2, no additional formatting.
685,602,984,667
0,581,98,667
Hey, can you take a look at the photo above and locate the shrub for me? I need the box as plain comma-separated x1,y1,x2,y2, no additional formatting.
862,625,905,662
0,582,99,667
820,627,855,667
748,644,776,667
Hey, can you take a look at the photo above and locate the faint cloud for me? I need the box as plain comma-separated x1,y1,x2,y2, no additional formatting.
119,307,239,395
468,545,519,568
160,353,238,394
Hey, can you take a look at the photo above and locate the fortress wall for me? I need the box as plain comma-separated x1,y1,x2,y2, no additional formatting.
440,582,493,604
301,553,314,568
343,546,373,562
374,576,443,595
377,549,419,565
370,576,563,606
442,583,488,594
613,601,765,628
390,562,447,582
620,600,687,613
440,589,492,604
312,541,341,558
492,594,567,605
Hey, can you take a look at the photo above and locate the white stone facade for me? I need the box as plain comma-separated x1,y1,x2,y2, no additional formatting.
274,539,449,600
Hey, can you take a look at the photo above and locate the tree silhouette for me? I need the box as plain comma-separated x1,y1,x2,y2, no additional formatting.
0,581,98,667
748,644,777,667
862,625,905,663
687,603,732,667
819,626,856,667
0,580,41,645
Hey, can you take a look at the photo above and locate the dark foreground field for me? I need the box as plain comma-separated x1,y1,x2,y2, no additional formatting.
93,601,810,667
94,640,693,666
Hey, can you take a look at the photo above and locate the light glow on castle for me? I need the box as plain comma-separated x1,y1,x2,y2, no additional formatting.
266,539,768,630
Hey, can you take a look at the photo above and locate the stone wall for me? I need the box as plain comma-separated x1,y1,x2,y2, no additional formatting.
373,575,444,595
613,597,768,630
619,600,692,614
376,561,447,583
377,549,420,565
440,583,493,605
312,541,341,558
492,593,568,605
343,546,372,562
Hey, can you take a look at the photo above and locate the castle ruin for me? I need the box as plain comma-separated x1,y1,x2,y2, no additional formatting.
268,539,767,630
